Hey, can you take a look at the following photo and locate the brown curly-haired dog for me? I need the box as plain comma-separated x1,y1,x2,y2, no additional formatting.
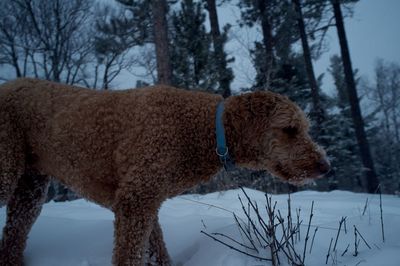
0,78,329,266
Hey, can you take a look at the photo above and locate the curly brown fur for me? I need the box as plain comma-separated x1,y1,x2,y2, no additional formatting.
0,78,328,265
0,170,49,266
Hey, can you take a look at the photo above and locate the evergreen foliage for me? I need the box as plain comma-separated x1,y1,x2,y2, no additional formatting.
321,55,363,190
170,0,219,91
211,23,235,96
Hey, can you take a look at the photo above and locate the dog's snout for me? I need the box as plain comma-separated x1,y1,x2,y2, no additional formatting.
316,158,330,175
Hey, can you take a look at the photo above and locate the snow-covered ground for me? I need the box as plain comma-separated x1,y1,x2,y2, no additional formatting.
1,188,400,266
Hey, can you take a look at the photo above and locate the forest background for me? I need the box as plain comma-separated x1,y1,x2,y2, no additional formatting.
1,0,399,199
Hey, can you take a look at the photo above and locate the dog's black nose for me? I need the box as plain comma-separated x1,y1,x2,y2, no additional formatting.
316,158,330,175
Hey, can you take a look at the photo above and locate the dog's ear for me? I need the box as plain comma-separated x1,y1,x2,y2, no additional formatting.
243,91,278,121
244,91,309,131
269,97,308,130
225,91,282,135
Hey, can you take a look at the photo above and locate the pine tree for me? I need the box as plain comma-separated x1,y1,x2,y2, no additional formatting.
204,0,234,97
319,113,363,190
238,0,295,89
170,0,219,91
332,0,379,193
316,55,364,190
237,0,325,110
113,0,173,85
329,55,348,110
292,0,325,135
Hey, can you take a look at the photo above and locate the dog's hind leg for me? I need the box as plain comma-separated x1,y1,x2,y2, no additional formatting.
0,106,25,206
0,170,50,266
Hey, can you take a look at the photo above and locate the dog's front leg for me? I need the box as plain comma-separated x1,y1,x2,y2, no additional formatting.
112,191,159,266
147,219,171,265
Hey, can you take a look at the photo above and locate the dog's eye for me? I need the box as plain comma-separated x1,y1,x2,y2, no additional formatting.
282,126,298,137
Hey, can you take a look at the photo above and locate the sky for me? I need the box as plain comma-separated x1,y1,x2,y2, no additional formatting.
314,0,400,94
214,0,400,94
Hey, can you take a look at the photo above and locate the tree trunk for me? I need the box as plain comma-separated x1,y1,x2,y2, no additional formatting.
257,0,274,89
205,0,231,98
103,62,110,90
151,0,172,85
332,0,379,193
10,44,22,78
292,0,324,132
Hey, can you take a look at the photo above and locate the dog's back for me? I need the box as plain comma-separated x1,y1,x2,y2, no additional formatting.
0,78,222,206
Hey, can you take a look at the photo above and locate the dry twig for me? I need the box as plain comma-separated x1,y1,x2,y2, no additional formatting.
309,226,318,254
379,186,385,243
333,217,347,251
341,243,350,257
200,230,272,261
353,226,359,256
326,237,333,264
302,201,314,264
354,226,372,250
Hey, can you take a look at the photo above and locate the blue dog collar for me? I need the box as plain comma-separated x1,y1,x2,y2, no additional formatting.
215,101,235,171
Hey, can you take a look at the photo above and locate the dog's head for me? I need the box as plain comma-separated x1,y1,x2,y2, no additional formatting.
228,91,330,185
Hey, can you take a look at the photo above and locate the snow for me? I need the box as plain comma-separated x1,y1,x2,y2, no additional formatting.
1,189,400,265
